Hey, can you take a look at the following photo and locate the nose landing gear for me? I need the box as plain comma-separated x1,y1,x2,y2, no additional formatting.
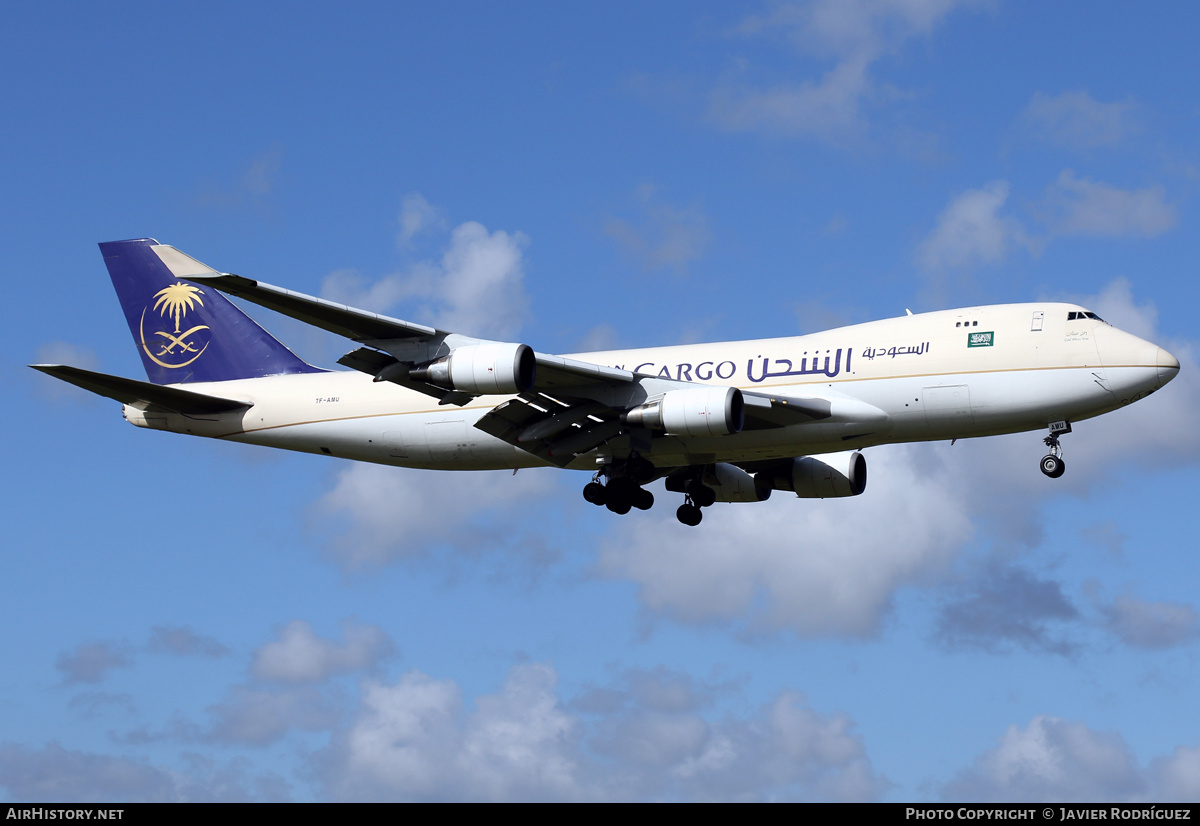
1040,420,1071,478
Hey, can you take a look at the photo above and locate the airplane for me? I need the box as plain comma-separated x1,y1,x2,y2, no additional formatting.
32,238,1180,526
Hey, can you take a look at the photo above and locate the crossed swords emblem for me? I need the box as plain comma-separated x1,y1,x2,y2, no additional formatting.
153,325,209,356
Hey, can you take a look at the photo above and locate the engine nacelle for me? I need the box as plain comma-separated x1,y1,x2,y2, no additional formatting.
758,451,867,498
706,463,771,503
410,342,536,395
623,387,744,437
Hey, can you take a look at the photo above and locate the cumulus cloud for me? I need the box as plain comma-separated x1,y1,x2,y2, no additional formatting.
934,565,1079,655
148,625,230,659
252,620,395,683
917,174,1177,275
321,202,530,340
916,181,1027,272
1100,595,1199,650
315,464,560,570
604,184,709,273
597,445,972,638
315,662,886,801
1149,745,1200,800
1022,91,1138,149
945,718,1200,802
0,742,291,802
944,716,1144,802
56,642,132,685
710,0,979,142
319,663,585,801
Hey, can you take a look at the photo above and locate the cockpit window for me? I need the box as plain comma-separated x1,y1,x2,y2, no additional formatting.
1067,310,1106,323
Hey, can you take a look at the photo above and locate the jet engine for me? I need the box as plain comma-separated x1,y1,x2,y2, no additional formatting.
757,451,867,498
707,463,771,502
408,342,536,395
622,387,744,437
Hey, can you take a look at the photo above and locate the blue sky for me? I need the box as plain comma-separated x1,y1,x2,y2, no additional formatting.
4,1,1200,801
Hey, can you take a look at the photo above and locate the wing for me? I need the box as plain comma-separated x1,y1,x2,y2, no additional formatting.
181,262,880,466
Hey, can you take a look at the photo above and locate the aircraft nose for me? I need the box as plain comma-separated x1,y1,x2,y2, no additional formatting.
1157,347,1180,388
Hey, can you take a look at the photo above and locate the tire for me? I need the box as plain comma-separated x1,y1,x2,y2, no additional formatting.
606,498,632,515
583,482,606,505
1040,455,1065,478
632,488,654,510
676,503,702,526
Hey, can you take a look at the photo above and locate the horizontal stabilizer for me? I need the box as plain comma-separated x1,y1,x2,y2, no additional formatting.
30,365,252,415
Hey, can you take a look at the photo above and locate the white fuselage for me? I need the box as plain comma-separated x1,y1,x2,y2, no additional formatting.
125,303,1176,471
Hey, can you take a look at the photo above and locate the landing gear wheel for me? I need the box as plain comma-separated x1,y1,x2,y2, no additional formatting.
1040,454,1065,478
676,503,702,526
606,496,632,515
583,482,607,505
632,488,654,511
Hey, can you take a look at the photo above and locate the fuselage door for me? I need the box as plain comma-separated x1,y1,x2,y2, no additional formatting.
1031,311,1045,332
922,384,975,432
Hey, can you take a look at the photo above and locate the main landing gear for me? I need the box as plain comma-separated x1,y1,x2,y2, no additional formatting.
668,475,716,527
1040,420,1071,479
582,456,655,515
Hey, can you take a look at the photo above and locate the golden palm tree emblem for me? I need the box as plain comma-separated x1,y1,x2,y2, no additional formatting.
153,282,205,333
140,282,212,368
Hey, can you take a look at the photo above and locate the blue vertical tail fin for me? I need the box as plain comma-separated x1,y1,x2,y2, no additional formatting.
101,238,323,384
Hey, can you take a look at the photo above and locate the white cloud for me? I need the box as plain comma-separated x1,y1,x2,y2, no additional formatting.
916,181,1026,272
320,206,530,341
946,718,1200,802
597,444,972,637
709,57,871,141
315,464,559,569
917,175,1177,275
397,192,446,247
1149,745,1200,800
1023,91,1138,149
252,620,395,683
320,663,586,802
710,0,979,141
944,716,1144,802
315,662,886,801
604,184,709,273
1042,170,1176,238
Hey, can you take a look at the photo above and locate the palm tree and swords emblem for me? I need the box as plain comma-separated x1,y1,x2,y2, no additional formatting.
138,282,211,368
